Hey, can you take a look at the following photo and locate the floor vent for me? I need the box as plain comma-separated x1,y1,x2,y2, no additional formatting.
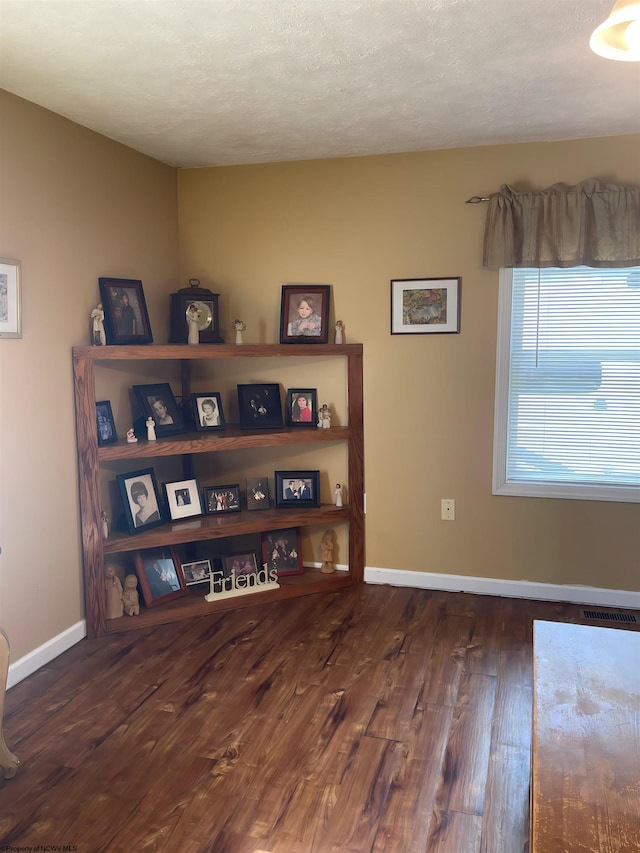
580,609,638,624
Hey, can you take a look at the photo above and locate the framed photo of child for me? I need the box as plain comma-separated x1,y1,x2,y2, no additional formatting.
286,389,317,427
279,284,331,344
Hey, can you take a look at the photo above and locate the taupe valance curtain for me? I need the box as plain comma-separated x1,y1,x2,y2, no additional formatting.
482,178,640,269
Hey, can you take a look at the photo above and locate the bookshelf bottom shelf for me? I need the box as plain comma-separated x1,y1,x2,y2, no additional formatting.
105,568,354,634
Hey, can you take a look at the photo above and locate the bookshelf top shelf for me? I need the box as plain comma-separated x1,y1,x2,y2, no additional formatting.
73,343,363,360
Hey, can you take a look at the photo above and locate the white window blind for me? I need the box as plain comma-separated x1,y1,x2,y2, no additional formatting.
493,266,640,502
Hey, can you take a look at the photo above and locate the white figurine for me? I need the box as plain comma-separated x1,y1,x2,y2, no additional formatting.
122,574,140,616
101,510,110,539
334,320,344,345
146,417,157,441
126,427,138,444
91,303,106,346
186,303,200,345
317,403,331,429
234,319,246,344
334,483,343,507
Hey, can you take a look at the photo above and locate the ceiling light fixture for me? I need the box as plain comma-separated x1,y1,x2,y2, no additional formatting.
590,0,640,60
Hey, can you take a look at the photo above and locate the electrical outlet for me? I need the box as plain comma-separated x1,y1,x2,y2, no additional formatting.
441,498,455,521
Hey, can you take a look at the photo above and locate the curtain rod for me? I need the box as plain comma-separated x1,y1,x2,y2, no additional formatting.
465,195,490,204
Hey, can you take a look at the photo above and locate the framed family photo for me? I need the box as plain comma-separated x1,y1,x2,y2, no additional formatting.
98,277,153,345
237,383,283,429
262,528,304,576
96,400,118,446
0,258,21,338
163,478,203,521
391,277,461,335
224,552,259,578
133,382,185,437
246,476,270,510
280,284,330,344
274,470,321,508
192,392,225,431
204,484,241,514
286,389,317,427
117,468,163,535
134,547,187,608
181,558,212,586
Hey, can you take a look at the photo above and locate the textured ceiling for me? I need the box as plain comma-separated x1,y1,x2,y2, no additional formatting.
0,0,638,168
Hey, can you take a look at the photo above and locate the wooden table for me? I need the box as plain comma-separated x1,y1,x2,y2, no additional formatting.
531,620,640,852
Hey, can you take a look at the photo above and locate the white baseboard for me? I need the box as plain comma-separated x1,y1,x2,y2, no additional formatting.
7,620,86,690
364,567,640,610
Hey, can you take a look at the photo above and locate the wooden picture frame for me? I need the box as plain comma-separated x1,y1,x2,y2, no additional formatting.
280,284,330,344
192,392,225,431
390,277,461,335
286,388,317,427
274,470,321,508
134,547,187,607
163,477,203,521
116,468,164,535
133,382,186,437
262,528,304,576
98,277,153,345
181,558,212,586
96,400,118,446
0,257,21,338
204,484,241,514
246,476,270,511
237,383,283,429
224,552,259,578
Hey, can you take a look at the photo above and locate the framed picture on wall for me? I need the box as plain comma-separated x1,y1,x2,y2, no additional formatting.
0,257,21,338
390,277,461,335
98,276,153,345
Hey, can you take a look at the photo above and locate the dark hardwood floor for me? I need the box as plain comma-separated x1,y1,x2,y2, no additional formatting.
1,584,638,852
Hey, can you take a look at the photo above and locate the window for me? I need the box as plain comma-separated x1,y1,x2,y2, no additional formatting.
493,267,640,503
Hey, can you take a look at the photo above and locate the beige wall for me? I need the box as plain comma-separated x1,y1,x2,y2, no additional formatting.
1,87,638,665
0,91,179,659
177,136,640,591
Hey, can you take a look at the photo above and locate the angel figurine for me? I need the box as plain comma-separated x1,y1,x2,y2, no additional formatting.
234,319,246,344
91,303,106,346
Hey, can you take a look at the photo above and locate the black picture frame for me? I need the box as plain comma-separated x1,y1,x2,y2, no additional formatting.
274,470,321,508
237,383,283,429
133,382,186,437
163,477,203,521
261,528,304,576
181,558,212,586
98,277,153,345
134,547,187,608
192,392,225,432
280,284,330,344
116,468,164,535
204,484,241,514
390,277,461,335
96,399,118,446
246,476,270,510
286,388,318,427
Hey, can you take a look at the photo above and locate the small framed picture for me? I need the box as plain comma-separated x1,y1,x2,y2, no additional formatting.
224,552,259,578
133,382,186,437
286,388,317,427
280,284,330,344
237,383,283,429
116,468,164,534
163,478,203,521
98,277,153,345
262,528,303,577
246,476,270,511
96,400,118,446
390,277,461,335
274,470,321,508
192,392,225,431
204,484,241,514
134,547,187,607
0,258,21,338
181,558,212,586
